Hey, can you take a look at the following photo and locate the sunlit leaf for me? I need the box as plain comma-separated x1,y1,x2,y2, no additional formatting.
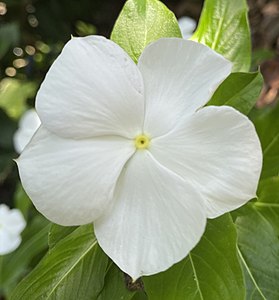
192,0,251,72
111,0,181,62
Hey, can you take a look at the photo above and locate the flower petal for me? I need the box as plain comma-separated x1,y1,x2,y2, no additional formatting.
13,109,41,153
0,230,22,255
4,211,26,235
17,126,135,226
150,106,262,218
0,204,26,234
138,38,232,137
36,36,144,139
95,151,206,279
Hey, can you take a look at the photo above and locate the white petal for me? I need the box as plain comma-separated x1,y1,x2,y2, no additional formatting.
0,204,26,234
150,106,262,218
138,38,232,137
13,109,41,153
0,230,22,255
0,204,10,216
178,17,196,39
0,205,25,255
4,211,26,234
95,151,206,279
19,109,41,129
36,36,144,139
17,126,135,226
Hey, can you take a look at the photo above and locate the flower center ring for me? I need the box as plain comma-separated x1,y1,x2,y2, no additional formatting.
134,134,150,150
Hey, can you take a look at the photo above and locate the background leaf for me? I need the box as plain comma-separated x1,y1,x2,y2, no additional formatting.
192,0,251,72
236,203,279,299
255,176,279,230
11,225,108,300
252,105,279,180
143,214,245,300
111,0,181,62
208,71,263,115
0,79,37,120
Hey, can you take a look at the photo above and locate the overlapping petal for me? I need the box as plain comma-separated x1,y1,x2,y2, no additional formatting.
17,126,135,226
13,109,41,153
150,106,262,218
36,36,144,139
138,38,232,137
95,151,206,279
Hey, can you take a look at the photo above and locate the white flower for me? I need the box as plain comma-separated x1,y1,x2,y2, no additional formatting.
13,109,41,153
178,16,196,39
16,36,262,279
0,204,26,255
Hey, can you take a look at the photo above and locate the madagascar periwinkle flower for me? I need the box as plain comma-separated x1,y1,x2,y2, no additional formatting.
16,36,262,279
0,204,26,255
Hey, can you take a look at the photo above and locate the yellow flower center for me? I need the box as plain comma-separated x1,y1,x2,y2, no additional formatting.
135,134,150,150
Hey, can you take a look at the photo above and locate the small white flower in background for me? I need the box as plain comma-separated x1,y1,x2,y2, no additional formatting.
16,36,262,279
178,16,197,39
13,109,41,153
0,204,26,255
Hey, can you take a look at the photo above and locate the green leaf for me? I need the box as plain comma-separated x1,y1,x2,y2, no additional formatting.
236,204,279,299
235,176,279,299
97,262,138,300
111,0,181,62
252,104,279,180
192,0,251,72
48,224,77,249
208,71,263,115
143,214,245,300
0,79,37,119
255,176,279,231
0,216,50,296
132,292,148,300
11,225,108,300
